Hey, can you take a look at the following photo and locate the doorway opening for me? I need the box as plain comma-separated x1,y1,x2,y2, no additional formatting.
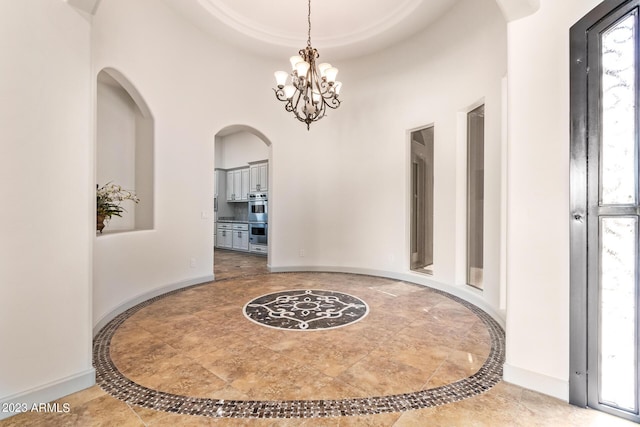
213,125,272,278
467,104,485,289
410,126,434,274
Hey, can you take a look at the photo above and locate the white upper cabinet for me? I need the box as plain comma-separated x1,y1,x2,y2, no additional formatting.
250,162,268,193
226,168,250,202
233,170,242,201
226,170,235,201
214,169,225,199
241,168,250,201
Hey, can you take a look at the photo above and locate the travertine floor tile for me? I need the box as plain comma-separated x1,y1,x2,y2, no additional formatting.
0,249,634,426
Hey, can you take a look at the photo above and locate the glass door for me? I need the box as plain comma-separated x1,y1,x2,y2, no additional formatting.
571,1,640,421
587,5,639,418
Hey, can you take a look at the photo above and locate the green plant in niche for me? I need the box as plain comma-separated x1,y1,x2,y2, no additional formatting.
96,183,140,232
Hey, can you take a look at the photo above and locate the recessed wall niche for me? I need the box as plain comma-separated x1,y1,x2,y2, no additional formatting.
97,68,154,232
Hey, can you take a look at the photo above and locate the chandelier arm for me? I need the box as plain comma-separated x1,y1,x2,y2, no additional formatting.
313,103,327,122
318,80,335,96
290,89,303,113
294,89,311,124
273,88,287,102
284,101,294,113
320,93,338,102
323,96,340,110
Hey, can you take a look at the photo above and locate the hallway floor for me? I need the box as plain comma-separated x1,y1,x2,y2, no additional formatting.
1,250,636,426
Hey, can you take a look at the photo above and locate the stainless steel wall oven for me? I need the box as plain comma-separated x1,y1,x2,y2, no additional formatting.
248,193,267,223
249,222,268,246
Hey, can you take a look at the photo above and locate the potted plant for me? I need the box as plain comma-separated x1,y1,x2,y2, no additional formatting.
96,183,140,233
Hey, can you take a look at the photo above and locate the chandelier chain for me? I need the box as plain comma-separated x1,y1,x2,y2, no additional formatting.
307,0,312,47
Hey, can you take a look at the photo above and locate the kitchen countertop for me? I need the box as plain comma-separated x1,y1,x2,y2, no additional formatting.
217,219,248,223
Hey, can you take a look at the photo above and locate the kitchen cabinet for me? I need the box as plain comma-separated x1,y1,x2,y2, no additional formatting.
217,222,249,251
226,171,234,201
241,168,250,200
232,223,249,251
216,223,233,249
250,244,267,255
226,168,250,202
232,170,241,201
215,169,233,219
214,169,226,198
250,162,268,193
214,169,226,217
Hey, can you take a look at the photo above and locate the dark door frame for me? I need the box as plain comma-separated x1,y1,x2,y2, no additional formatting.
570,0,638,416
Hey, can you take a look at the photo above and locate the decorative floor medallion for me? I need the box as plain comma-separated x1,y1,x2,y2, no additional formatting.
243,289,369,330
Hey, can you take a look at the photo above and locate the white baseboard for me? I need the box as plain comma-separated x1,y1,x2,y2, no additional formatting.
93,274,215,337
269,265,506,328
503,363,569,401
0,368,95,421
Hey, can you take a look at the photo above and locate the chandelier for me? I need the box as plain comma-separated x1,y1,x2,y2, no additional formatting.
273,0,342,130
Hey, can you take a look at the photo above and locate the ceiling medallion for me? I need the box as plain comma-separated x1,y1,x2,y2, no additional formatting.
272,0,342,130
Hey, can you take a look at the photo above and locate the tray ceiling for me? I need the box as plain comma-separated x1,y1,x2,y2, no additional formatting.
162,0,463,60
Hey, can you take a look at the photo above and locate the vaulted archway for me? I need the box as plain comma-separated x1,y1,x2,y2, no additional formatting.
213,124,274,274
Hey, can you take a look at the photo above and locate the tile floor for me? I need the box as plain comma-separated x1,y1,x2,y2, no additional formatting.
1,249,636,426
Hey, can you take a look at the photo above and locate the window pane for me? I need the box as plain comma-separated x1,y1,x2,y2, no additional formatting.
467,105,484,289
600,216,637,411
601,13,637,205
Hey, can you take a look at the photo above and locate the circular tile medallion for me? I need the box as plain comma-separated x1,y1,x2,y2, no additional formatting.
243,289,369,330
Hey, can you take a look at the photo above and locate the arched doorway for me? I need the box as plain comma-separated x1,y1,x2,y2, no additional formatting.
213,125,273,278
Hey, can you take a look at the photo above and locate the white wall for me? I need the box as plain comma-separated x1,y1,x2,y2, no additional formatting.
0,0,94,417
91,0,508,332
134,107,154,230
216,131,269,170
503,0,603,400
270,0,507,315
91,0,284,328
0,0,592,415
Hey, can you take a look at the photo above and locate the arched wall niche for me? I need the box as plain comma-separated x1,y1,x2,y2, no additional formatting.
96,67,154,232
99,67,153,119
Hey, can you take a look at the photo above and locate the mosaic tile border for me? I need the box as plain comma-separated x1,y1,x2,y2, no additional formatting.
243,289,369,331
93,272,505,419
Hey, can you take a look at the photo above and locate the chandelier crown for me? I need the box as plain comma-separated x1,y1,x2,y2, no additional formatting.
273,0,342,130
